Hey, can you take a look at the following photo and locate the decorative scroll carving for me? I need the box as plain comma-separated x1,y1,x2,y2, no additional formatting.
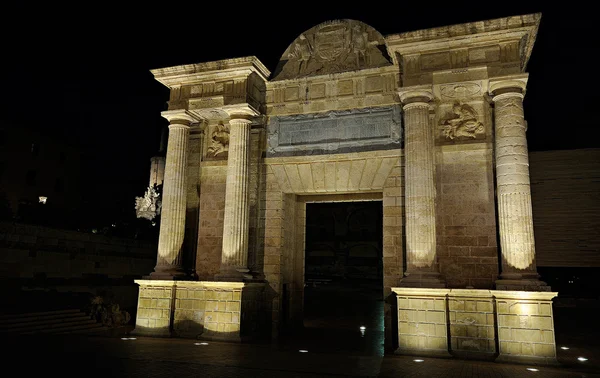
135,185,162,221
439,102,484,140
272,20,392,80
207,123,230,157
440,82,482,99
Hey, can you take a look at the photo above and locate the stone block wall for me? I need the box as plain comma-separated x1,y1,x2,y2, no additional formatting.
435,143,498,288
247,129,263,272
382,155,404,292
134,281,265,341
173,286,206,338
393,288,557,364
194,285,241,340
134,283,174,337
258,164,285,338
185,131,202,270
396,290,449,356
448,291,495,356
495,291,557,364
196,162,227,280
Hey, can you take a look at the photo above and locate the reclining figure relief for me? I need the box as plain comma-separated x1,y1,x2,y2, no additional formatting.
440,102,485,140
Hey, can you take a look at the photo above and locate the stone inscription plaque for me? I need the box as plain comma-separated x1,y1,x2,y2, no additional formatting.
267,105,401,157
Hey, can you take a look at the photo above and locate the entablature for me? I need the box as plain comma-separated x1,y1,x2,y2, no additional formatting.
386,13,540,86
266,65,399,117
152,56,270,118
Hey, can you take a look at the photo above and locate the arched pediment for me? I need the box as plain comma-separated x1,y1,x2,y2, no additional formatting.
271,19,392,81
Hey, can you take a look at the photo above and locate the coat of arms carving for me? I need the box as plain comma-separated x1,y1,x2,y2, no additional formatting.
272,20,392,80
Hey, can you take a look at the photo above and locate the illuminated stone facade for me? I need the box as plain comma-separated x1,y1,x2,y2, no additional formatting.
133,13,557,364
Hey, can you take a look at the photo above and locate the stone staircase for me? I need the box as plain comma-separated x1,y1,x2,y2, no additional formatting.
0,309,109,335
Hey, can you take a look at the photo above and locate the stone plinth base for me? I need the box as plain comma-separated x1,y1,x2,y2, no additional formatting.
132,280,265,342
494,290,559,365
393,288,451,358
392,287,558,364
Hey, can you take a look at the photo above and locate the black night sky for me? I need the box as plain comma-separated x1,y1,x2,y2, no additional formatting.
1,2,597,228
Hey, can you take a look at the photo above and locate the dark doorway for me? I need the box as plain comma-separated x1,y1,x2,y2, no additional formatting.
298,200,384,356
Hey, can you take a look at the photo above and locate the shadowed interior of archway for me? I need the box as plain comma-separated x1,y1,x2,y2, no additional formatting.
281,201,385,356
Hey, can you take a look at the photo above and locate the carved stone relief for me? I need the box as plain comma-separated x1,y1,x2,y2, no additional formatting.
439,102,484,140
135,185,161,221
272,20,392,80
206,123,230,158
440,82,482,100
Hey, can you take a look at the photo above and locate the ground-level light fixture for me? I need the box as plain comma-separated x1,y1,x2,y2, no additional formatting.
526,368,539,372
299,350,308,353
359,326,366,337
413,359,424,362
194,342,209,346
560,346,569,350
578,357,588,362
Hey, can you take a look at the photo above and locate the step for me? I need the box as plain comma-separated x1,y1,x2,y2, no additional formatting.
0,309,81,321
0,311,88,326
22,322,106,335
1,317,97,334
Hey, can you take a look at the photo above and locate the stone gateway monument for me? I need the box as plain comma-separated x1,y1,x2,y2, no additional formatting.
133,13,558,364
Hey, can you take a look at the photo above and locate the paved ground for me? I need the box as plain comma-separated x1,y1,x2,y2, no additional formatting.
5,333,599,378
6,281,600,377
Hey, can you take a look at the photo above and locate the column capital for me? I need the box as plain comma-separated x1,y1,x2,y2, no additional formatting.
228,117,253,126
489,74,529,102
223,103,262,118
160,109,199,125
398,86,434,108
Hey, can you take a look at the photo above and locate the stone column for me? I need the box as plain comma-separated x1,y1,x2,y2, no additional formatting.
398,88,445,288
218,117,253,281
490,77,549,291
150,110,196,279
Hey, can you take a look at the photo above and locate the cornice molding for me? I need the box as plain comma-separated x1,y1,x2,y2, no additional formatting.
151,56,271,88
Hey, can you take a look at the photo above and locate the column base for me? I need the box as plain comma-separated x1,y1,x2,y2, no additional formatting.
147,265,192,280
398,271,446,288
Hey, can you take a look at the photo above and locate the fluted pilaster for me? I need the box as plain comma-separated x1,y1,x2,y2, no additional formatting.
218,117,252,281
151,111,195,279
491,77,549,291
398,88,445,288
